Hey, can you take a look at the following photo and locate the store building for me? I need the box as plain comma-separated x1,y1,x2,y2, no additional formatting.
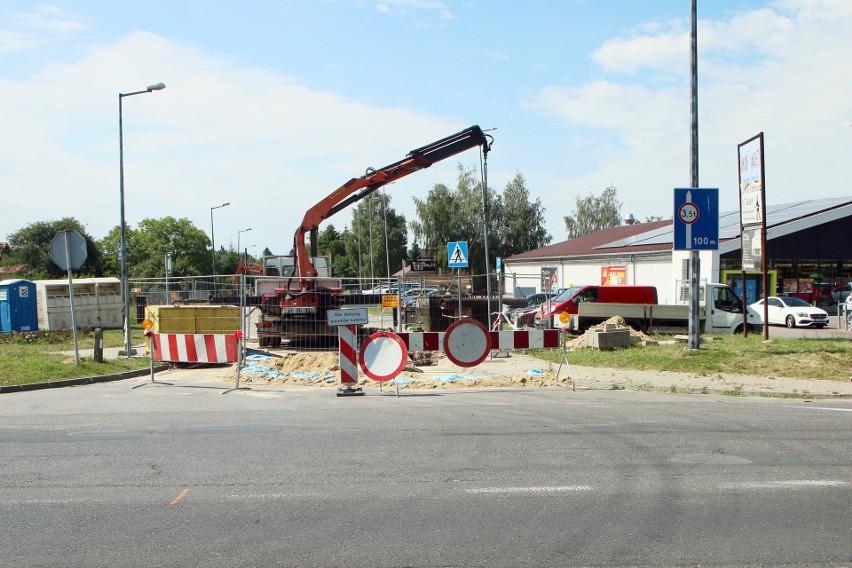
504,196,851,307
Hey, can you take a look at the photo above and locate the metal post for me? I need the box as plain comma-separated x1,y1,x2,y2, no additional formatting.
64,231,80,366
210,202,230,275
119,82,165,359
688,0,701,350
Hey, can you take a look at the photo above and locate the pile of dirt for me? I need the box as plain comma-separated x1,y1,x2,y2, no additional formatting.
235,349,573,390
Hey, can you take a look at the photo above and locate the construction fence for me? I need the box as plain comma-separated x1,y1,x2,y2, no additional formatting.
129,272,554,350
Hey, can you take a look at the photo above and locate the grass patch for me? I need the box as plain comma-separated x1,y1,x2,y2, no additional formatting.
0,329,150,387
532,334,852,381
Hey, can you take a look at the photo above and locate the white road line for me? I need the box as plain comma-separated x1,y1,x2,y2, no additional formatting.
804,407,852,412
719,480,849,490
465,485,593,494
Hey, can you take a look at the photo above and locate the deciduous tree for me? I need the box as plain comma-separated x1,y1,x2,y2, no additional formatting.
563,185,623,239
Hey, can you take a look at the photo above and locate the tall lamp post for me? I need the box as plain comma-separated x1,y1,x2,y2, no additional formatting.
237,227,252,264
119,82,166,358
210,202,230,274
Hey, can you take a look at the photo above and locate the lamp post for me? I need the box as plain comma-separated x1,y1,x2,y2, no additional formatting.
210,202,230,274
237,227,252,264
119,82,166,359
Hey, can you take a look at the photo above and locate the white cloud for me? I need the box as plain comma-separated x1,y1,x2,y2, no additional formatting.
0,31,472,251
374,0,452,19
526,0,852,226
0,5,87,51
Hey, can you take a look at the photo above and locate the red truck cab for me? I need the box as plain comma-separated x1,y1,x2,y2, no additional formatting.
534,285,658,328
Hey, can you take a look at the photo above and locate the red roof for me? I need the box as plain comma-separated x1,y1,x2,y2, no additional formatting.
508,220,672,260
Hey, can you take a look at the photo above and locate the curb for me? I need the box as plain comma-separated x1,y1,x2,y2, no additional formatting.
0,365,171,394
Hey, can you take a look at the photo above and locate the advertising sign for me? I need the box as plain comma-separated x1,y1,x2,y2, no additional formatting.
601,265,626,286
741,227,762,271
540,267,558,292
738,134,764,227
411,258,436,272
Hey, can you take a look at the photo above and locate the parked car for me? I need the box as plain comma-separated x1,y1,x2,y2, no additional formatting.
508,293,555,328
831,284,851,304
750,296,829,328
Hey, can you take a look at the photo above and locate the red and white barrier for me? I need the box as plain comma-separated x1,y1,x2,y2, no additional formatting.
151,333,239,363
338,324,359,385
490,329,559,350
396,329,559,352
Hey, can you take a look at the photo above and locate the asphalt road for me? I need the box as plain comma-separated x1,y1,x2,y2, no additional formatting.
1,376,850,568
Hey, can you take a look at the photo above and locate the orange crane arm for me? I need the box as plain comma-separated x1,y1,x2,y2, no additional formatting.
293,125,492,286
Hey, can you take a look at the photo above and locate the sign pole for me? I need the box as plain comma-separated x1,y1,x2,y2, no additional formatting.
63,231,81,365
688,0,700,351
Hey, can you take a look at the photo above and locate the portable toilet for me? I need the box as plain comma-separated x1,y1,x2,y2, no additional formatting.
0,279,38,333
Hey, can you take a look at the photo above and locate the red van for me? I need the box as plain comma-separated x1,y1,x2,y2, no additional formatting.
534,285,658,328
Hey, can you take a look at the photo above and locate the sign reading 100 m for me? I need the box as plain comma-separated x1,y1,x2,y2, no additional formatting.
673,188,719,251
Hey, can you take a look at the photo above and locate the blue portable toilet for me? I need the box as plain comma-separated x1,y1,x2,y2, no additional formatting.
0,279,38,333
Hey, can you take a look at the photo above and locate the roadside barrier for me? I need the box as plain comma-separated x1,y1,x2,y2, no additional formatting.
396,329,559,352
151,333,239,363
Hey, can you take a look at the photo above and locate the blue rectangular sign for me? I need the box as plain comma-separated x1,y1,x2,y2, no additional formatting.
447,241,469,268
673,188,719,251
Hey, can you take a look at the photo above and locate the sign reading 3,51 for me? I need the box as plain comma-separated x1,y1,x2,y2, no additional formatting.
673,188,719,251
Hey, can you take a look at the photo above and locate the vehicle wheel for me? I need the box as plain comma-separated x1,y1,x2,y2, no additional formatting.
785,315,796,328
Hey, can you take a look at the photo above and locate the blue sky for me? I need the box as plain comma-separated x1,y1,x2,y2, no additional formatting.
2,0,850,259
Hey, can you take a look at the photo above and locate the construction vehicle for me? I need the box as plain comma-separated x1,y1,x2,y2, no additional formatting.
256,125,493,347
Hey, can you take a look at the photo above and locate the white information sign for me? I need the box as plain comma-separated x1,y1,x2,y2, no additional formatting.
328,308,369,327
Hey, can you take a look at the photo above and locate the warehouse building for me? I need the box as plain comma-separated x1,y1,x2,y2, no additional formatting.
504,196,851,307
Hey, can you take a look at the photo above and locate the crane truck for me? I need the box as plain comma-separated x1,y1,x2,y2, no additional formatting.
257,125,493,347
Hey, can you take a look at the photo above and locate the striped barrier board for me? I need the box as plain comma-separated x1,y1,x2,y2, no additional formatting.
338,324,359,384
396,329,559,352
151,333,239,363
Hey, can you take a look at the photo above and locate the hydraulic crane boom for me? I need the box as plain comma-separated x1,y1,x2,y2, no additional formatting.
293,125,492,288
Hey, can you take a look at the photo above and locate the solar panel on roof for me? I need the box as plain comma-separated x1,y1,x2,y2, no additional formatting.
594,196,850,249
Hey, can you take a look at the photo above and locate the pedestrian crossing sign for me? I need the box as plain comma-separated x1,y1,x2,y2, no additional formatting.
447,241,469,268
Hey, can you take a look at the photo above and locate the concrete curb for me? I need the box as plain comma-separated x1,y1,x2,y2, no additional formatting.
0,365,171,394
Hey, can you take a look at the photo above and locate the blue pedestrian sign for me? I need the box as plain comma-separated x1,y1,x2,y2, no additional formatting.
673,188,719,251
447,241,469,268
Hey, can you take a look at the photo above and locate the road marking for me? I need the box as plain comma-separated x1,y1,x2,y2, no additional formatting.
719,480,848,490
804,407,852,412
466,485,593,494
170,488,190,505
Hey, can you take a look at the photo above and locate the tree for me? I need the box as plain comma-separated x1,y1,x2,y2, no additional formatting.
497,172,552,256
563,185,623,239
5,218,103,279
349,192,407,280
411,166,550,273
317,224,350,276
100,217,210,279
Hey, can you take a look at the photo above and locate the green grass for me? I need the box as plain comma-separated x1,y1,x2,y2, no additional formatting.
0,329,151,388
533,334,852,381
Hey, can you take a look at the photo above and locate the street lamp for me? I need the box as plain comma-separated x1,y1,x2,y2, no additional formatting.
119,81,166,358
236,227,252,264
210,202,230,274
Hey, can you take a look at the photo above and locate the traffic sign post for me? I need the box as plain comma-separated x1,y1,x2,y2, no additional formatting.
447,241,469,316
447,241,469,268
50,230,88,366
673,188,719,251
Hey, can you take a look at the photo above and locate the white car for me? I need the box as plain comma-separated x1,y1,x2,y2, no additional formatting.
750,296,829,328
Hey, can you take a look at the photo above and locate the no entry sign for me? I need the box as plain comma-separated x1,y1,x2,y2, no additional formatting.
443,318,491,368
359,331,408,382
